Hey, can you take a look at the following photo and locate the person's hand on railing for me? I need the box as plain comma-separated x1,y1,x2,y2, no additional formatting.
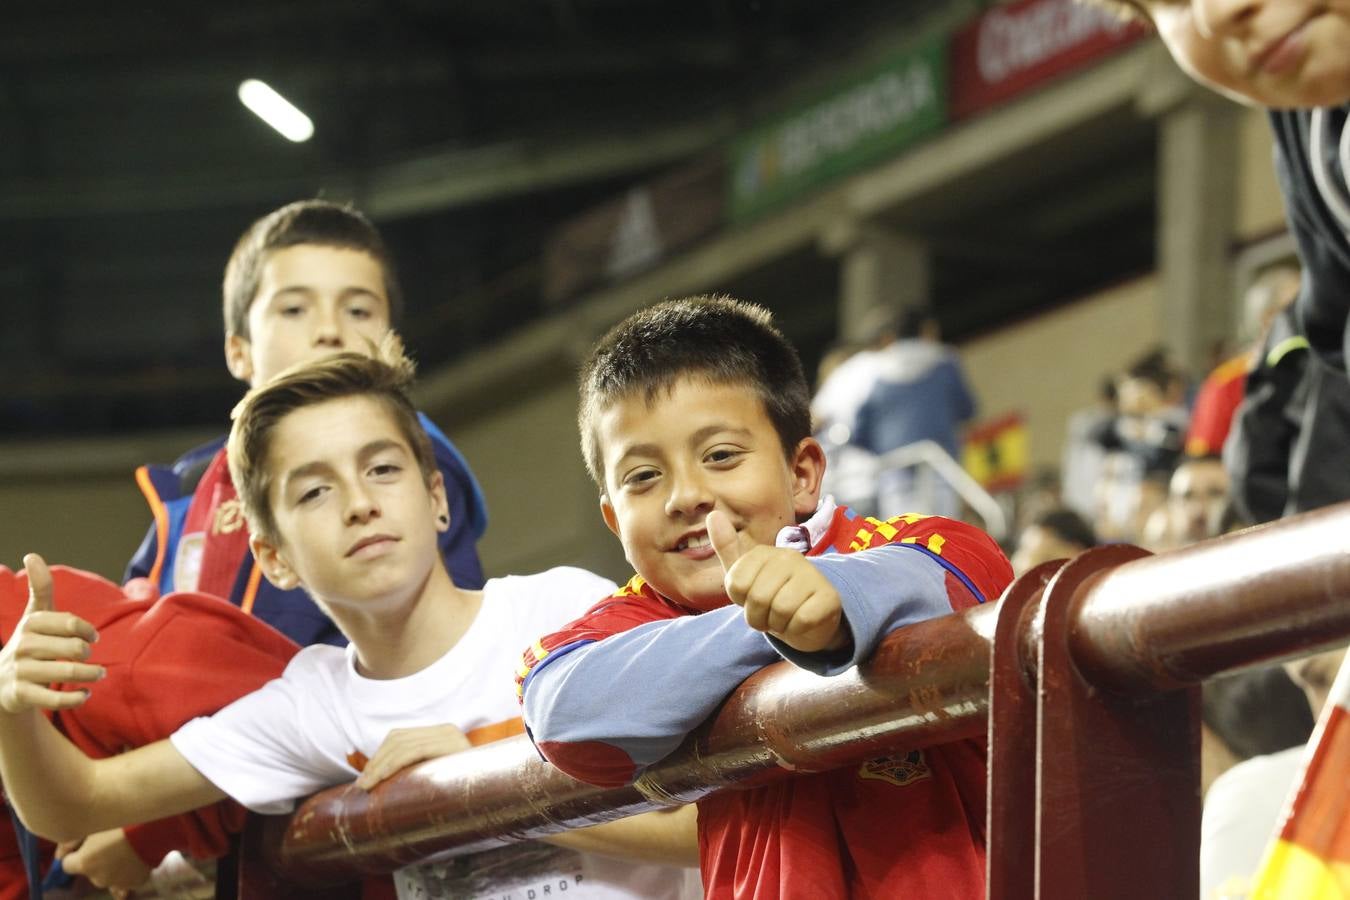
57,827,152,898
353,724,473,790
707,510,851,654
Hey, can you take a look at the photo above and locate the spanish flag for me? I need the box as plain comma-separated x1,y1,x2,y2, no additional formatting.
962,412,1028,493
1250,651,1350,899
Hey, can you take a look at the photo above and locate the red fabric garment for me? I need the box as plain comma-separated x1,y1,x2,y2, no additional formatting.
522,508,1010,899
0,564,299,870
174,448,254,599
1185,354,1249,457
696,741,987,900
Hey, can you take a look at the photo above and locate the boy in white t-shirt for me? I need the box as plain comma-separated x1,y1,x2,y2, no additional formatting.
0,338,698,899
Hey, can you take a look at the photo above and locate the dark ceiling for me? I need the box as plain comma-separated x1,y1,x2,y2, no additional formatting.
1,0,1153,439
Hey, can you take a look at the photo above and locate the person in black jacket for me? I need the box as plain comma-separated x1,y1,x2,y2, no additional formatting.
1225,303,1350,521
1088,0,1350,373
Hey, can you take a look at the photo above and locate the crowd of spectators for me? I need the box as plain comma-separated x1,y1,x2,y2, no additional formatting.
812,261,1343,900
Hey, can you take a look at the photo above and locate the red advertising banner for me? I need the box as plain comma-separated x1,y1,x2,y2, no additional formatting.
949,0,1146,120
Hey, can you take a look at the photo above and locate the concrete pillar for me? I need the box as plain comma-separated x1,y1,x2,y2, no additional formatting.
1155,94,1242,373
823,222,930,342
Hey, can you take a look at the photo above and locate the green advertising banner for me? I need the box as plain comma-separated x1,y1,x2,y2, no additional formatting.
728,35,948,222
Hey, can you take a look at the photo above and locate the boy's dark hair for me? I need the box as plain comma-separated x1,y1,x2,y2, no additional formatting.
1031,508,1098,550
1202,666,1314,761
1125,347,1176,394
578,294,811,489
223,199,405,339
227,335,435,542
897,307,933,340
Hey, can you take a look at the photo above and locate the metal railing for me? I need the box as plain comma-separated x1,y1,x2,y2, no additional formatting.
238,503,1350,898
819,436,1009,540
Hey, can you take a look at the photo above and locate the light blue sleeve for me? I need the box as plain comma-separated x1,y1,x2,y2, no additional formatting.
523,606,781,784
768,543,955,676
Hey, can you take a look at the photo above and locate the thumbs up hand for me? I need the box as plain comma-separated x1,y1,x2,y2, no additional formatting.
0,554,104,714
706,511,849,654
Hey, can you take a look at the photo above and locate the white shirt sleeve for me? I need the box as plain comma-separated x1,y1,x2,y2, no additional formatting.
169,647,356,814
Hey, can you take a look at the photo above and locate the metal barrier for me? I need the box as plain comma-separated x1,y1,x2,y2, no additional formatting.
238,503,1350,898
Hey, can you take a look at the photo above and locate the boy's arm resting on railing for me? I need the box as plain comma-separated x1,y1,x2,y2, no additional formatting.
769,543,972,676
521,603,780,787
520,540,983,788
0,554,226,842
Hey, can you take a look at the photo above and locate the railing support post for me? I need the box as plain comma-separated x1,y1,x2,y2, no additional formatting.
986,561,1056,900
1035,546,1200,899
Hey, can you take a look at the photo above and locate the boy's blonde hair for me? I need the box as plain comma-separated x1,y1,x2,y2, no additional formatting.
227,335,436,542
223,199,404,339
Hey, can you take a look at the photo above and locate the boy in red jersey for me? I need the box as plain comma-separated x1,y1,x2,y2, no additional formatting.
518,295,1013,899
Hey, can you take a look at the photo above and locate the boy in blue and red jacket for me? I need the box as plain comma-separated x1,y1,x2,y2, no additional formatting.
518,296,1012,899
86,201,485,890
126,199,486,649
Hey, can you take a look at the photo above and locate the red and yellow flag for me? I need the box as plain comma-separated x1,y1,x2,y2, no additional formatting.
1250,652,1350,899
961,412,1027,493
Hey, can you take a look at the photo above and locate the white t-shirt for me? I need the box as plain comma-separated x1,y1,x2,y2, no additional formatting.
1199,745,1305,900
171,567,701,900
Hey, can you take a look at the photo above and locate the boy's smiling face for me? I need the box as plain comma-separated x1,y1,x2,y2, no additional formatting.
1143,0,1350,108
226,245,392,388
251,395,448,615
597,376,824,611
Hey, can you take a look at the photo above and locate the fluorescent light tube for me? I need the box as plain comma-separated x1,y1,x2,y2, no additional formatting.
238,79,314,143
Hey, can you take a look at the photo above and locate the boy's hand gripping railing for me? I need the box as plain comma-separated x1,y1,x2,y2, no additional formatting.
242,504,1350,899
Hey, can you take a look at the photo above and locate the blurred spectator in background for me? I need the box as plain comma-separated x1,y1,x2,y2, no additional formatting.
811,339,880,516
1013,467,1063,534
1200,655,1336,900
1144,455,1229,551
1186,266,1300,458
810,339,871,436
1010,507,1097,575
837,306,976,517
1092,350,1187,542
1061,376,1117,522
1200,666,1315,800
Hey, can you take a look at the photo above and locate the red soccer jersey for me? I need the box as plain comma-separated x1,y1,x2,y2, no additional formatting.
520,505,1012,899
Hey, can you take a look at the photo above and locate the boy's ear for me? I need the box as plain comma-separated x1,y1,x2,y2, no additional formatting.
600,495,621,539
427,471,449,532
250,535,300,591
789,437,827,519
225,334,255,384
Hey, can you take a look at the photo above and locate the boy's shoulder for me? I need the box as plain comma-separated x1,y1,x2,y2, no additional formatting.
527,574,688,649
818,505,1012,604
484,567,618,618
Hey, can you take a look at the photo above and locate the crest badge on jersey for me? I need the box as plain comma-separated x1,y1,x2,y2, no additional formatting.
858,749,931,787
173,532,205,593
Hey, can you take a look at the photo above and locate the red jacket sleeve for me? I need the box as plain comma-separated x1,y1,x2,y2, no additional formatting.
0,566,300,865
